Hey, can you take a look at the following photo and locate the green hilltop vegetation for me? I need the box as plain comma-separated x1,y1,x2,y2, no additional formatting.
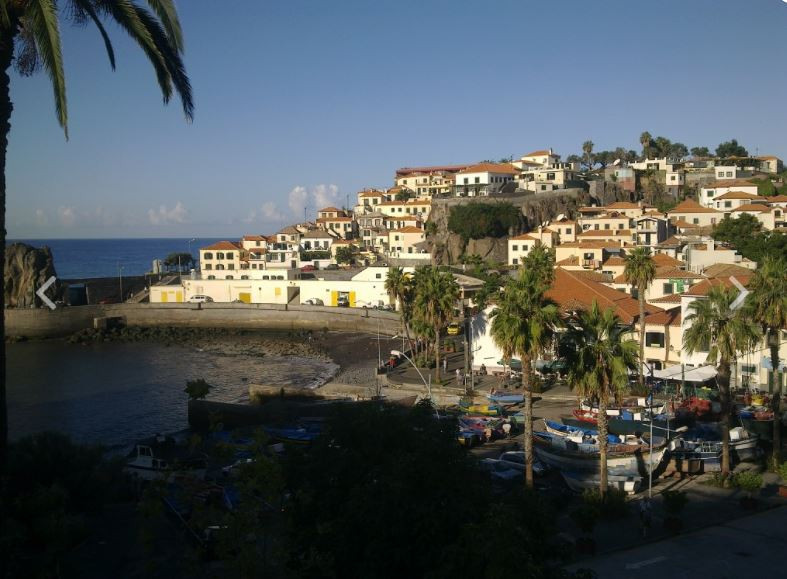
448,202,521,240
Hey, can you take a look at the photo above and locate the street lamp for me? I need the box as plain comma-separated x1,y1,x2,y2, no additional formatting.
392,349,431,399
187,238,196,271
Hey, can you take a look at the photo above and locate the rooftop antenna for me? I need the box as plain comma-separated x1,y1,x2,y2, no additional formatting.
304,206,307,222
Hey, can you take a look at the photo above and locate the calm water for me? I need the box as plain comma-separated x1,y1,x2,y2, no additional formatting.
8,238,225,279
7,341,338,449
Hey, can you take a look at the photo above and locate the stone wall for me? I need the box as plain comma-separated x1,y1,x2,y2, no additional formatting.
4,243,61,307
5,302,401,338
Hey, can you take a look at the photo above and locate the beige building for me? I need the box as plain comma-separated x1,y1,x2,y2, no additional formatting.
578,212,632,232
396,170,454,198
577,229,635,244
730,204,784,230
316,215,356,239
200,241,243,280
699,179,758,207
712,191,761,212
387,226,426,257
554,241,624,270
636,309,683,371
668,199,723,228
551,219,580,243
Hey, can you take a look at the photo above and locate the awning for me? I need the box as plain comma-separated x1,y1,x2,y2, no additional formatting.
652,365,717,383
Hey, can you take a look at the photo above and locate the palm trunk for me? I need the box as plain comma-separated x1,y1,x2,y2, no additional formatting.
434,329,441,382
521,351,534,488
598,391,609,497
0,24,16,465
638,287,646,391
769,331,782,466
718,362,732,476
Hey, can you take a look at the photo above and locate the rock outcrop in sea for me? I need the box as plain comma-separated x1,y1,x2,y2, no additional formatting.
4,243,61,308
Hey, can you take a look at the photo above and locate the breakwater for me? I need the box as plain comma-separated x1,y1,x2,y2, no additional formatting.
5,302,400,339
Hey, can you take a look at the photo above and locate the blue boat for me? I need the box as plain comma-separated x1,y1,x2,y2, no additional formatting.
263,423,322,444
486,392,525,404
543,419,621,444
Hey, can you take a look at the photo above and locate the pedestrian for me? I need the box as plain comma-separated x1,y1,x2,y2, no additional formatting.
456,368,461,386
443,357,447,374
480,363,487,376
638,498,652,538
502,421,512,438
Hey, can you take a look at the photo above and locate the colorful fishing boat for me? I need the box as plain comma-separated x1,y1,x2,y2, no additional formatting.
532,431,668,478
486,392,525,404
542,419,621,444
459,403,503,416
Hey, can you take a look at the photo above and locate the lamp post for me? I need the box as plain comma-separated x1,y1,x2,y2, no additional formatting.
188,238,196,272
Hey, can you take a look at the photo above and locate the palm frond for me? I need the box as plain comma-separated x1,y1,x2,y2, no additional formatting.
146,0,183,50
70,0,116,69
27,0,68,136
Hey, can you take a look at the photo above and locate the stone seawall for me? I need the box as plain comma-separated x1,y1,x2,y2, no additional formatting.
5,303,400,338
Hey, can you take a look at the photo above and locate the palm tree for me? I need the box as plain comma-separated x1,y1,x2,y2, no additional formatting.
385,266,415,352
523,243,555,290
490,267,560,487
640,131,652,160
563,301,638,496
1,1,192,458
581,140,594,170
413,267,459,382
745,256,787,466
624,247,656,392
684,285,760,476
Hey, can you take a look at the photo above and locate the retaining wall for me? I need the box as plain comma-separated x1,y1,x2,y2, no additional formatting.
5,303,400,338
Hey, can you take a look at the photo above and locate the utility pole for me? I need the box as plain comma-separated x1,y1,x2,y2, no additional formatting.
463,313,470,394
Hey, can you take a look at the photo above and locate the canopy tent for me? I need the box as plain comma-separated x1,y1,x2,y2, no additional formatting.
652,365,717,383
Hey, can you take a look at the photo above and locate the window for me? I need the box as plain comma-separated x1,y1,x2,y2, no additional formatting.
663,282,673,294
741,364,756,375
512,258,518,265
692,218,699,224
605,224,610,230
474,177,480,184
645,332,665,348
717,172,724,178
241,275,249,280
216,264,225,270
226,275,234,280
726,171,733,177
375,273,381,279
463,178,468,184
547,172,555,180
725,201,732,208
541,185,547,191
707,190,714,197
512,244,518,251
670,175,676,181
565,228,571,234
207,275,215,280
217,252,224,259
203,252,213,259
228,264,235,270
204,264,212,270
226,252,233,259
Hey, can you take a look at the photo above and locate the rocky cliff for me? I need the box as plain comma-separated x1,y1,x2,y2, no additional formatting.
4,243,61,308
428,184,634,265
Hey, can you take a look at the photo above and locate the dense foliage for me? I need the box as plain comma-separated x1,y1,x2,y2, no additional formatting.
711,214,787,262
448,202,521,240
715,139,749,158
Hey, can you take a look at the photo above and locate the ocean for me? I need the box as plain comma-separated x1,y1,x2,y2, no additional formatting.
8,238,225,279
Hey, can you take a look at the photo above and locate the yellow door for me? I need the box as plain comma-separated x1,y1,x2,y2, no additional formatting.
160,292,168,303
274,287,281,298
331,291,338,306
175,291,183,303
349,291,356,307
238,292,251,304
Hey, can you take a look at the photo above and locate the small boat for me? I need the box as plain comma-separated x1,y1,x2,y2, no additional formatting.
497,450,548,476
561,412,685,439
263,423,322,444
125,434,207,481
532,431,668,478
459,403,503,416
542,419,621,444
486,392,524,404
561,471,643,494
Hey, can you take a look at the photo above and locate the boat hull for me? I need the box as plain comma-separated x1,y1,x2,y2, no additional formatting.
560,415,681,439
561,471,642,494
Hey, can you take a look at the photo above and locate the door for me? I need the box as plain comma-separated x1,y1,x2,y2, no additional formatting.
238,292,251,304
175,291,183,303
160,292,168,303
349,291,356,308
331,291,338,307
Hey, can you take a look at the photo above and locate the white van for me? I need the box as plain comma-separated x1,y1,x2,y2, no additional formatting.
188,294,213,303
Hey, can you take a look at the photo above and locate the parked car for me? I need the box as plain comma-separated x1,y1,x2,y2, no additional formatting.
300,265,316,272
303,298,324,306
446,322,462,336
324,264,339,270
337,296,350,307
188,294,213,303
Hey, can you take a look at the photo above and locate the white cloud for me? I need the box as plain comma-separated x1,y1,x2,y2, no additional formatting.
148,201,188,225
57,206,77,227
260,201,284,220
287,185,309,218
312,183,340,209
34,209,48,227
285,183,342,219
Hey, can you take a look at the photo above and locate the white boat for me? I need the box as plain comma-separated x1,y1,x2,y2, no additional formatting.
125,434,206,481
561,471,643,494
532,431,668,478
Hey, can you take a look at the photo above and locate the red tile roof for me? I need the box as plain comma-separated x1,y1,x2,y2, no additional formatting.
714,191,759,201
391,226,425,234
668,199,722,214
201,241,241,251
651,254,684,267
457,162,519,175
643,309,682,327
702,179,756,189
653,266,704,280
510,233,539,241
732,203,772,213
522,149,553,157
547,268,658,324
685,275,752,297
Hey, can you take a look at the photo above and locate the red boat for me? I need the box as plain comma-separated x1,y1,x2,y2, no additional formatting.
572,409,598,424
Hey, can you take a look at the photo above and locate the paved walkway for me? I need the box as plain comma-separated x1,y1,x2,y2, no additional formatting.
568,504,787,578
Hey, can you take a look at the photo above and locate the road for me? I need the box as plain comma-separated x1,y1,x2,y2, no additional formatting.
567,505,787,579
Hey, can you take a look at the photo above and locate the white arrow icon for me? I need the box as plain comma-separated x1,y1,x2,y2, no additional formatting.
36,276,57,310
730,275,749,310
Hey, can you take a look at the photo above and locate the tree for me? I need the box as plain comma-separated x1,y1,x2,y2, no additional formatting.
653,136,672,158
669,142,688,159
566,154,582,164
563,302,638,496
385,266,415,352
395,190,411,202
490,264,560,487
582,140,595,169
163,251,194,272
716,139,749,158
334,246,354,265
640,131,653,159
413,267,459,383
683,285,760,476
745,256,787,466
184,378,211,400
691,146,710,158
447,202,520,241
522,242,555,289
1,1,193,460
624,247,656,391
711,214,787,262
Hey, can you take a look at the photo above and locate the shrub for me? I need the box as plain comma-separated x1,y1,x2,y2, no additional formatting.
447,202,521,240
733,471,763,495
570,503,600,535
582,488,629,519
184,378,212,400
661,490,688,516
779,461,787,482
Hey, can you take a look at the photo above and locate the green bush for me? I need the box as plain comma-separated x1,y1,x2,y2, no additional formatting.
733,471,763,495
582,488,629,519
448,202,521,240
661,490,688,515
184,378,212,400
779,461,787,482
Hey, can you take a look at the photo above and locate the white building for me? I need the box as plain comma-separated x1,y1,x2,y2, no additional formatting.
454,162,518,197
699,179,758,207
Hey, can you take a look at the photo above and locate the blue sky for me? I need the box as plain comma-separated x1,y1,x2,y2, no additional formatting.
7,0,787,238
